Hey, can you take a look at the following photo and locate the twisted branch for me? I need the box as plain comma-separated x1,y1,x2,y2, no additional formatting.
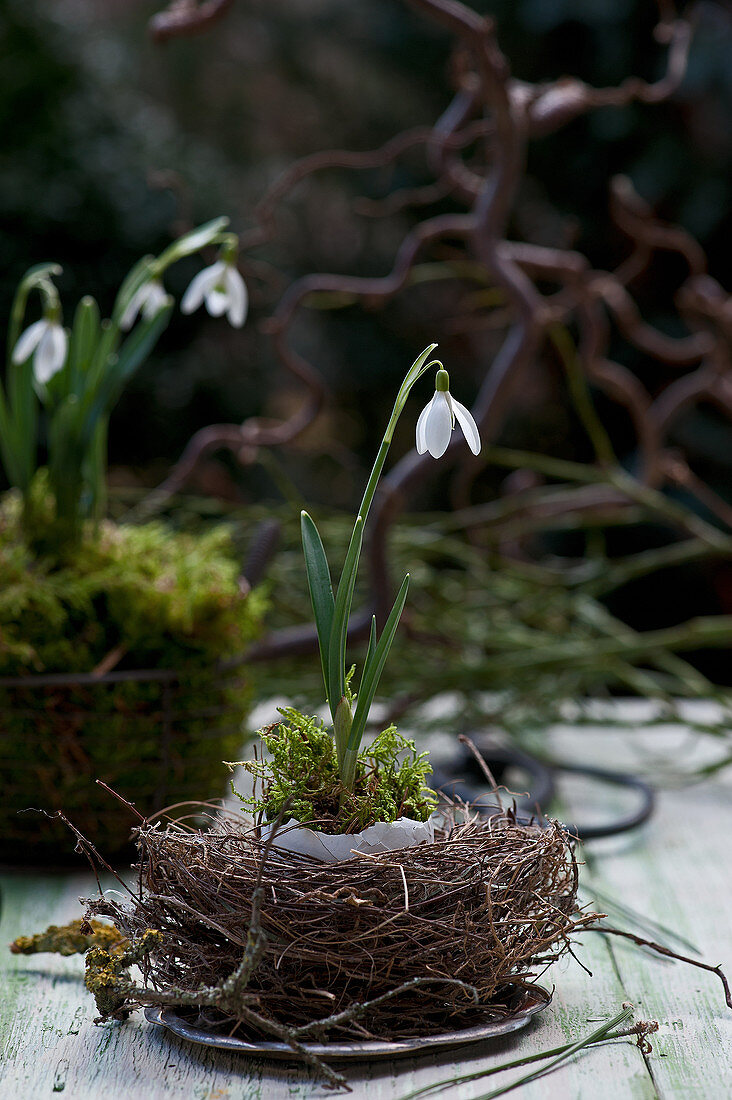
146,0,729,667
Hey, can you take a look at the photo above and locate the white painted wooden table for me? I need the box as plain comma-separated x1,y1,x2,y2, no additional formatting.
2,706,732,1098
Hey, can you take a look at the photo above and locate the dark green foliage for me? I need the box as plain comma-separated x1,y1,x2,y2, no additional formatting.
0,496,266,861
233,706,436,833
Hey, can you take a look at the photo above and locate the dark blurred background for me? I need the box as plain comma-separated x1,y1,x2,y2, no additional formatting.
1,0,731,676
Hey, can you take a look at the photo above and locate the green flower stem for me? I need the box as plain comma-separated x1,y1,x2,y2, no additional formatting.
325,344,437,719
153,216,230,273
6,263,62,362
324,344,438,788
354,343,438,530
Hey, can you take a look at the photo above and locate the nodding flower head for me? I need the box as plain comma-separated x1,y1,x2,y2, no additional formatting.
180,254,248,328
415,367,481,459
120,278,170,331
12,309,68,385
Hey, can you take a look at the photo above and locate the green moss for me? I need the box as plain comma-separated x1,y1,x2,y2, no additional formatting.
232,706,436,833
0,492,267,860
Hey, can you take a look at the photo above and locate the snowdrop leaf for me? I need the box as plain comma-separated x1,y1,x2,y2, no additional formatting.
348,573,410,755
112,299,174,391
362,615,377,685
3,353,37,492
301,510,335,702
79,303,173,453
327,515,364,719
47,394,85,524
67,297,101,397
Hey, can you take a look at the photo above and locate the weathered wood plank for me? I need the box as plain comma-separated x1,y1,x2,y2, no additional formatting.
551,717,732,1099
584,793,732,1097
2,706,730,1098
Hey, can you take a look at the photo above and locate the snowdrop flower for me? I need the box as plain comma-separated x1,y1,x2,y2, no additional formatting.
120,278,170,331
12,313,68,385
415,368,481,459
181,258,247,328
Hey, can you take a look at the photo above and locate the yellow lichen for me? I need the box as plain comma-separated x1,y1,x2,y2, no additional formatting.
10,919,126,957
84,929,163,1019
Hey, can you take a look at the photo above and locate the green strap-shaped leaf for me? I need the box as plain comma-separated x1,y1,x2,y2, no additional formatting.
43,295,100,412
68,297,100,387
347,573,410,757
363,615,377,681
0,383,20,486
86,320,119,395
47,393,85,529
78,301,173,452
327,515,364,720
83,416,108,523
111,300,174,391
301,510,335,702
6,354,38,492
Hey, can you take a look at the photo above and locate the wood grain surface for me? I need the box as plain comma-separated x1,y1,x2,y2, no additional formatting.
2,705,731,1098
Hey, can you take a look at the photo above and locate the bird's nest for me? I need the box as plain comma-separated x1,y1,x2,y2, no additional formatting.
85,807,598,1050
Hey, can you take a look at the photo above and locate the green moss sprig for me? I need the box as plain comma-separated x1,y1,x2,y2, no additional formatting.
230,704,436,833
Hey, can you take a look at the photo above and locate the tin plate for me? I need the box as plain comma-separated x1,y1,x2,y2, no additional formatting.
144,985,550,1062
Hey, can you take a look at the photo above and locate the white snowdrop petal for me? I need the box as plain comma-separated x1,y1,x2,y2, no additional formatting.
120,286,146,331
205,288,229,317
181,262,224,314
34,326,65,384
141,281,169,320
224,265,248,328
50,324,68,372
415,394,435,454
451,398,481,455
180,271,209,314
12,320,47,364
425,391,453,458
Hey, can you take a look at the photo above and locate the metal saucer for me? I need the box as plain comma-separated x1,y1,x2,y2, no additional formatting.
144,984,550,1062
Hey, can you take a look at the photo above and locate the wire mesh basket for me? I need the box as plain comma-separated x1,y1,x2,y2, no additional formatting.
0,665,249,866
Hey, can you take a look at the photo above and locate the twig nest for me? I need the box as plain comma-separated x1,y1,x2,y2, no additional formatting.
260,814,435,861
89,809,595,1041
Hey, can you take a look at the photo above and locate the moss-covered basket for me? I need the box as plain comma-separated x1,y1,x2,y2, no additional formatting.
0,496,266,865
